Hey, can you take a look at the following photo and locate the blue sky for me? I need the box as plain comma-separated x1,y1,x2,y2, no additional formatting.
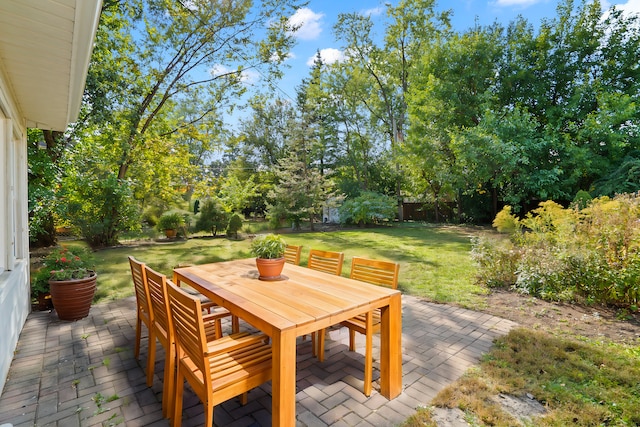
264,0,640,102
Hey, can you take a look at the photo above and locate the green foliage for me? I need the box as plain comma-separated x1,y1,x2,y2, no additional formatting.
142,205,163,227
63,174,140,248
226,213,243,239
266,202,289,229
194,199,229,237
474,193,640,306
219,175,258,213
156,212,185,231
338,191,397,225
492,205,520,234
27,129,60,246
267,148,335,231
250,233,286,259
572,190,592,210
470,236,519,288
593,151,640,197
52,0,302,249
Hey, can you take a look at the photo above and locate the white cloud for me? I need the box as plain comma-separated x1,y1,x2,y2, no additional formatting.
270,51,296,62
306,48,344,66
613,0,640,16
288,7,324,40
363,6,384,16
601,0,640,25
209,64,230,77
239,68,260,85
209,65,260,85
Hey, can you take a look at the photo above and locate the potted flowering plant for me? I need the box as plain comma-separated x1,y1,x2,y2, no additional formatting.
250,233,286,280
35,246,97,320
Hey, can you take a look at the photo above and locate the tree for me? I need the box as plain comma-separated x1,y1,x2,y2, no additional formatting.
333,0,452,220
63,0,301,246
195,198,228,237
492,0,640,200
238,96,297,167
226,213,243,239
406,24,502,220
27,130,60,246
267,144,336,231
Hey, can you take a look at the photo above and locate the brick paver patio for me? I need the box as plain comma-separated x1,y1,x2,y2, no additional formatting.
0,295,516,426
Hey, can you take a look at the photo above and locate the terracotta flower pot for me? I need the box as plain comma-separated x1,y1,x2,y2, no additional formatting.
255,257,285,281
49,271,97,321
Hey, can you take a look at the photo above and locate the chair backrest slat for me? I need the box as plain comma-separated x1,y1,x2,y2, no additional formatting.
284,245,302,265
166,280,209,378
145,266,171,337
307,249,344,276
129,256,151,317
350,257,399,289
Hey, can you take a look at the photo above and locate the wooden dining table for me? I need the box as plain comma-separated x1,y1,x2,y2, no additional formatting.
173,258,402,426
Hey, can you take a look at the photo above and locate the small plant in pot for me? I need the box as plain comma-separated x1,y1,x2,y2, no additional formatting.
250,233,287,281
157,212,185,238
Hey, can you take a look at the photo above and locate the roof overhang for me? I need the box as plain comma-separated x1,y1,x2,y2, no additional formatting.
0,0,103,131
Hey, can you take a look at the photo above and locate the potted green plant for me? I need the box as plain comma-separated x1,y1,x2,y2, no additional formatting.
157,212,185,238
39,246,97,321
250,233,287,280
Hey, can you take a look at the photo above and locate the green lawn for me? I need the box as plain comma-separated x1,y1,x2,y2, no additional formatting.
83,223,488,307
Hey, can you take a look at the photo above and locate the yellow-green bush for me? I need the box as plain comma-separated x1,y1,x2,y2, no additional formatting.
473,193,640,307
491,205,520,234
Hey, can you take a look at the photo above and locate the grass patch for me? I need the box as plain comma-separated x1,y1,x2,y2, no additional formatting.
83,223,486,307
431,328,640,426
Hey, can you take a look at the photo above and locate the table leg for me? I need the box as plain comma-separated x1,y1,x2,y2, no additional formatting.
379,293,402,399
271,328,297,426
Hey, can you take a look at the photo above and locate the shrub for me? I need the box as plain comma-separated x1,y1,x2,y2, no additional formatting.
475,193,640,307
572,190,592,210
226,213,243,239
470,236,519,288
338,191,396,225
156,212,185,231
195,199,229,237
142,205,163,227
492,205,520,234
63,174,140,247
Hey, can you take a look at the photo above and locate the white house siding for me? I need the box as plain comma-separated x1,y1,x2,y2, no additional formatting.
0,107,30,395
0,0,102,396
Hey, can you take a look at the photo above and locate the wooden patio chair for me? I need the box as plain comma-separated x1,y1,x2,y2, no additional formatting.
283,244,302,265
318,257,400,396
166,279,272,427
145,265,229,418
307,249,344,357
307,248,344,275
128,257,152,375
173,263,239,333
